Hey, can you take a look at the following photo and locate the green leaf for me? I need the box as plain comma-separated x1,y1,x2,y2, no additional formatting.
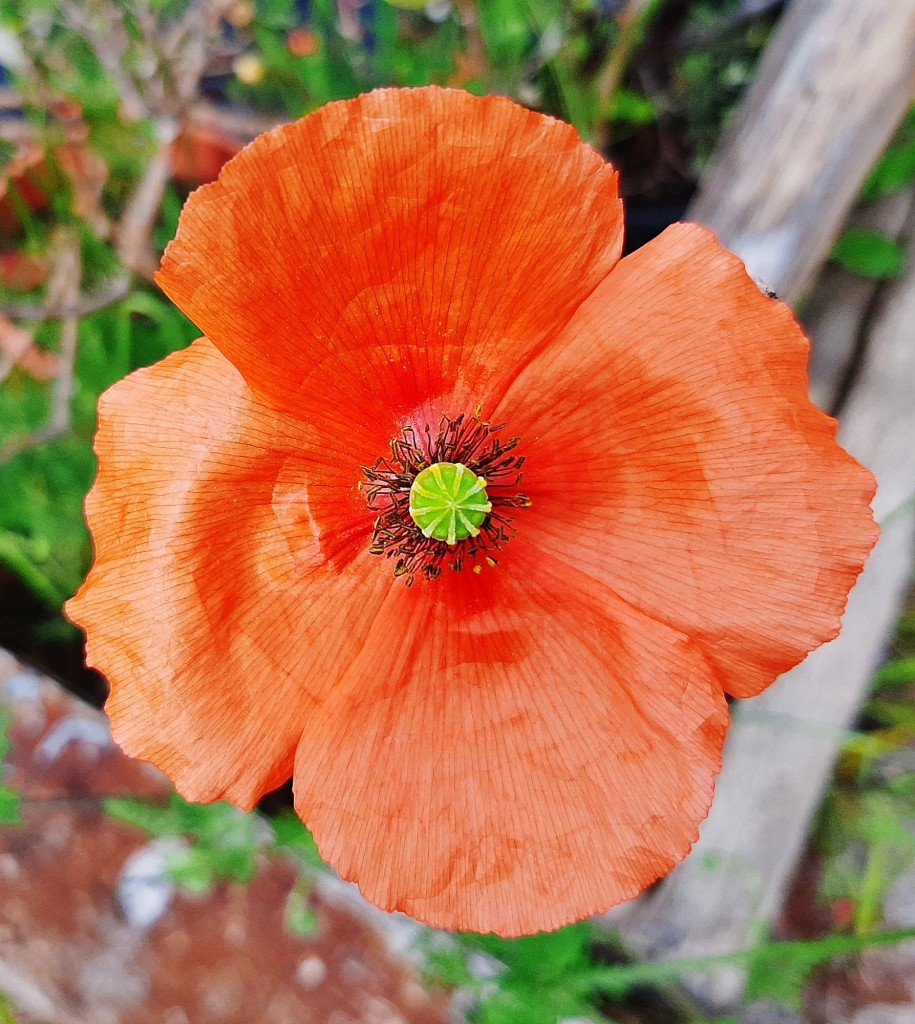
861,139,915,202
0,711,20,826
0,708,12,762
163,846,216,894
584,928,915,1006
0,992,19,1024
285,883,318,936
874,656,915,688
478,0,532,68
831,228,906,279
270,810,324,870
609,87,658,127
0,786,22,826
422,924,602,1024
105,794,262,890
253,0,297,30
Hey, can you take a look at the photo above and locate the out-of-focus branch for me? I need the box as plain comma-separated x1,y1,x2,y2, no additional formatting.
60,0,149,121
0,317,38,385
0,0,251,459
67,1,236,275
1,232,82,465
453,0,489,85
169,0,237,107
114,136,175,278
45,236,81,438
0,276,131,324
188,99,289,141
594,0,667,150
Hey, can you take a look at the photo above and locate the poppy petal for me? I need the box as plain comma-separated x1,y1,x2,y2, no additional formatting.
499,223,877,699
67,339,393,807
292,539,728,936
155,87,623,424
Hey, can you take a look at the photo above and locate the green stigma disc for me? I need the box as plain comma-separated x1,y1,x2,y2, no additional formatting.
408,462,492,545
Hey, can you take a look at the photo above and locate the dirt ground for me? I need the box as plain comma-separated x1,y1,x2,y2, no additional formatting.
0,649,451,1024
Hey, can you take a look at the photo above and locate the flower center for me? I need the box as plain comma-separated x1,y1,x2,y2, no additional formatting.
408,463,492,545
362,412,530,585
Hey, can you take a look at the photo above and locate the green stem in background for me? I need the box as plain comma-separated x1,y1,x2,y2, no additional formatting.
855,838,891,934
0,994,19,1024
580,927,915,1001
0,531,66,608
594,0,667,149
0,230,82,467
454,0,489,83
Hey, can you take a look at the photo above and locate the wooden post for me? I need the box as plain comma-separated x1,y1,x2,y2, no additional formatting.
607,0,915,1010
689,0,915,305
612,234,915,1004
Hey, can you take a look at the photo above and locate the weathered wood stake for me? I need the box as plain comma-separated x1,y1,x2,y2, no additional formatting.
690,0,915,305
607,0,915,1009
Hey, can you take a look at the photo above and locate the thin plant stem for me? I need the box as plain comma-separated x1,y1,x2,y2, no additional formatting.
0,231,81,465
594,0,667,150
0,276,131,324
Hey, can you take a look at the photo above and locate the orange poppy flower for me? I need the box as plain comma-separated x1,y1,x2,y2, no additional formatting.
67,87,877,937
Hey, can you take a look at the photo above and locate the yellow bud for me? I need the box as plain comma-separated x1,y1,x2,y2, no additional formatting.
233,53,265,86
226,0,255,28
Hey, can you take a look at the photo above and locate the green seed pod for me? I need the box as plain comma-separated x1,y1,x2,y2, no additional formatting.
408,462,492,545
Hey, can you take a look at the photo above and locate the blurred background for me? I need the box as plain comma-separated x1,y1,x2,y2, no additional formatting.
1,1,914,1022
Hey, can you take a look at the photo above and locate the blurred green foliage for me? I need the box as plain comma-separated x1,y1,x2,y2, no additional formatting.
104,792,323,933
831,228,906,280
0,293,197,613
424,925,613,1024
831,106,915,280
861,107,915,202
676,0,775,169
106,791,267,892
817,609,915,937
419,916,915,1022
0,709,22,825
0,994,18,1024
234,0,661,137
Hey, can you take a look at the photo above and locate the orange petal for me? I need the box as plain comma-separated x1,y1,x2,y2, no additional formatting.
293,539,728,936
155,87,623,424
67,339,393,807
499,223,877,699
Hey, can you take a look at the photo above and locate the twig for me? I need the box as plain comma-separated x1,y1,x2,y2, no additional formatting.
0,317,36,385
107,3,236,275
594,0,667,150
16,791,145,807
26,1,238,285
60,0,149,122
454,0,489,84
680,0,785,52
168,0,236,108
115,138,174,278
1,232,82,465
0,960,84,1024
188,99,289,141
0,0,250,458
47,252,81,438
0,275,131,323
